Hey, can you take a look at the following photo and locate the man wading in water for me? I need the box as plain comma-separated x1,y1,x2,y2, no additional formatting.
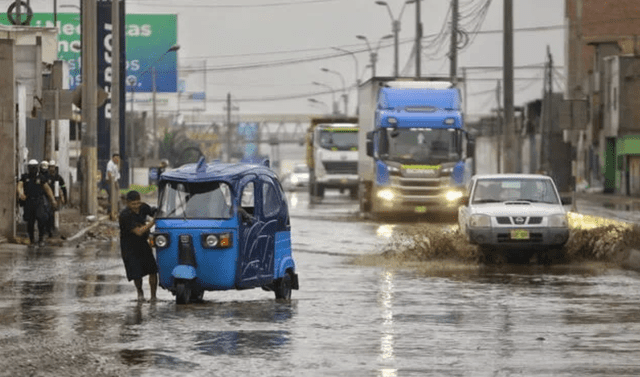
119,190,158,301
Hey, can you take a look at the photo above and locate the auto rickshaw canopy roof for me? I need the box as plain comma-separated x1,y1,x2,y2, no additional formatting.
158,157,277,184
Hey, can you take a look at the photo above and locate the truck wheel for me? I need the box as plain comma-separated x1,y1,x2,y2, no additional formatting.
349,188,358,200
275,272,292,300
359,183,371,212
176,282,191,305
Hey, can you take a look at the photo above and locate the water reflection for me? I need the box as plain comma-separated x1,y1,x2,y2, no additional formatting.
376,225,396,239
193,330,290,356
378,270,396,375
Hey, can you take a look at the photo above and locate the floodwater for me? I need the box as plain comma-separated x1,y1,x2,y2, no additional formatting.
2,191,640,376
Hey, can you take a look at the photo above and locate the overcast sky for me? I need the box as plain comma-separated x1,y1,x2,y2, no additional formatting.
38,0,565,118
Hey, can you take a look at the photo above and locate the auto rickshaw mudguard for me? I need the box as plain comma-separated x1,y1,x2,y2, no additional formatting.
172,265,197,280
274,231,295,279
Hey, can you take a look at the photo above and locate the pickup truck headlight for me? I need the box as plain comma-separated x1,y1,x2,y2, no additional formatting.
548,214,568,228
469,214,491,228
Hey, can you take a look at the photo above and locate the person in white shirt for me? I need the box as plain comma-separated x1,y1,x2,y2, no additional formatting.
106,153,121,203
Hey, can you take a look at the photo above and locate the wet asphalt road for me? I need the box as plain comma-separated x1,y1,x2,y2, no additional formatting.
2,191,640,376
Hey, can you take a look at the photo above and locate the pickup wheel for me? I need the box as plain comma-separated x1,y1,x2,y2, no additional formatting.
275,272,292,301
480,246,506,265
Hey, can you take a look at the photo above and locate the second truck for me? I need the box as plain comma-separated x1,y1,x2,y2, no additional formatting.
306,116,359,201
357,78,475,218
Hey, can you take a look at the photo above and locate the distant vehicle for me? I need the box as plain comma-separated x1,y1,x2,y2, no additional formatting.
458,174,571,263
306,117,359,200
282,164,309,191
153,157,299,304
357,78,475,218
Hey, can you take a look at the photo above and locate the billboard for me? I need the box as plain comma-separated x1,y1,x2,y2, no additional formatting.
0,12,178,93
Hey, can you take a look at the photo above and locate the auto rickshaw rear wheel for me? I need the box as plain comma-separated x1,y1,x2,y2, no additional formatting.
176,282,191,305
275,272,292,300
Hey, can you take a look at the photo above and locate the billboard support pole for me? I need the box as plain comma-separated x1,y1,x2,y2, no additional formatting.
110,0,120,220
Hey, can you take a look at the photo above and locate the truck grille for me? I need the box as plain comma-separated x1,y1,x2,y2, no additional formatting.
496,216,543,225
323,161,357,175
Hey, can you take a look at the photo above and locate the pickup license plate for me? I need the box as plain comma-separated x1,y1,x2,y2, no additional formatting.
510,229,529,240
415,206,427,213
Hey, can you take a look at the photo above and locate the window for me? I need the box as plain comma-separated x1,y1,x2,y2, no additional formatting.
157,181,233,219
263,181,280,217
241,182,255,215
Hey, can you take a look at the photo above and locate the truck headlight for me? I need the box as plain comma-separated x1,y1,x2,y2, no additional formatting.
388,166,400,174
387,117,398,125
444,118,456,125
548,214,568,228
445,190,464,202
469,214,491,228
377,189,395,201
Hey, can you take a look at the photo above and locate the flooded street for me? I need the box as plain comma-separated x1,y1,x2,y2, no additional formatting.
2,192,640,376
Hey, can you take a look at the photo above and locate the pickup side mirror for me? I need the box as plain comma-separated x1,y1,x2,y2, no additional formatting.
366,131,374,157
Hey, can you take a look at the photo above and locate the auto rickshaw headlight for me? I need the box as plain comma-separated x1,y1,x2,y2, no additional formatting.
204,234,218,248
201,233,233,249
154,234,169,248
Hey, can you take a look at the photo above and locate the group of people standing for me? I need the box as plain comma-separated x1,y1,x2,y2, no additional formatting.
16,159,67,246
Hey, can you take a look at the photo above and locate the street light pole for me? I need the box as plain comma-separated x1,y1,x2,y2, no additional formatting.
356,34,392,78
308,98,330,114
130,44,180,161
312,81,338,114
321,67,348,116
376,0,412,77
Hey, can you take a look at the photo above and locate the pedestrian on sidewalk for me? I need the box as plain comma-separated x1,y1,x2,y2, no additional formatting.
46,160,67,237
17,160,57,246
119,190,158,302
106,153,120,204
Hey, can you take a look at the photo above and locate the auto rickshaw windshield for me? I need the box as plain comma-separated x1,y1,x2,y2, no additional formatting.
157,180,234,219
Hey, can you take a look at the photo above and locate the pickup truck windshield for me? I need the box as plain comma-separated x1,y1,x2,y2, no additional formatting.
157,181,233,219
383,128,460,164
472,178,560,204
318,129,358,151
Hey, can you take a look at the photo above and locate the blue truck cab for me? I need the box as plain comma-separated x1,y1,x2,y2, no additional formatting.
357,78,475,217
153,157,299,304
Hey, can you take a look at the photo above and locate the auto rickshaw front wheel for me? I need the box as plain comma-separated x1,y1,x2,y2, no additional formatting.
175,281,191,305
275,272,292,300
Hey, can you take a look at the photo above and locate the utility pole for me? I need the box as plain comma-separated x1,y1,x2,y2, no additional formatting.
496,79,502,174
415,0,422,77
81,0,98,215
152,66,158,160
110,0,120,220
503,0,515,173
463,67,467,115
226,92,232,162
543,45,553,174
450,0,458,82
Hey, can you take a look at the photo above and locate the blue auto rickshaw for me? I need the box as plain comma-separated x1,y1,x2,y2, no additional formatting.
152,157,299,304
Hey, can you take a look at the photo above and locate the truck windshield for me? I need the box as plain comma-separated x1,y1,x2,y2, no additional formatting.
472,178,560,204
157,181,233,219
383,128,460,164
318,129,358,151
